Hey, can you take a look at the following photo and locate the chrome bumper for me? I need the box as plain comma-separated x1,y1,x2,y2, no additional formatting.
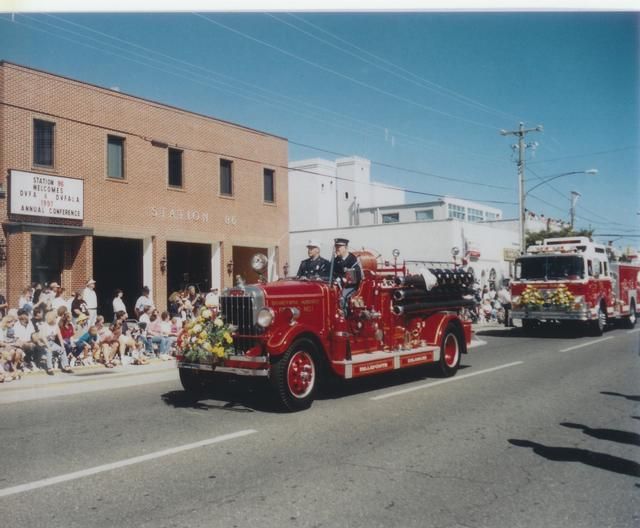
511,309,589,321
177,355,269,377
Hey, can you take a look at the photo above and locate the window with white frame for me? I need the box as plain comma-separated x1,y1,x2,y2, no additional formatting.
447,204,465,220
467,208,484,222
485,212,498,220
415,209,434,221
382,213,400,223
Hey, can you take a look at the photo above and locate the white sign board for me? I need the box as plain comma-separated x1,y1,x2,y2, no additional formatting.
10,170,83,220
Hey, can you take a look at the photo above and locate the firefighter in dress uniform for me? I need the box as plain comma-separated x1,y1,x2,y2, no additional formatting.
296,240,331,280
332,238,362,313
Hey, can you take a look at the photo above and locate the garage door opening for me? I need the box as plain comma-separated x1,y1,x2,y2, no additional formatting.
93,237,143,320
167,241,212,296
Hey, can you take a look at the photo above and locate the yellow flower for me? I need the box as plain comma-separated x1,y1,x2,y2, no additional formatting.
201,309,212,320
214,317,224,328
193,324,203,334
223,332,232,344
213,346,225,358
199,331,208,340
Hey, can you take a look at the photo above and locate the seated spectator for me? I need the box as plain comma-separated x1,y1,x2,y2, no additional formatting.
75,313,90,334
73,326,99,365
40,310,72,375
51,285,68,311
135,286,154,318
13,308,44,370
71,291,89,325
168,291,183,318
18,287,33,314
114,311,138,362
159,311,175,359
148,310,170,358
0,315,23,382
58,311,75,360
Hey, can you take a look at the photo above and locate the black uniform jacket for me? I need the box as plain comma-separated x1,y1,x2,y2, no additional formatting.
333,253,362,285
297,256,331,279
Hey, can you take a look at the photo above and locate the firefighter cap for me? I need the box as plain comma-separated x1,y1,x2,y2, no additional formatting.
306,239,321,248
334,238,349,247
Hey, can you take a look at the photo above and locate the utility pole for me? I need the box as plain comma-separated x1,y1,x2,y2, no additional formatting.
500,122,543,253
570,190,581,230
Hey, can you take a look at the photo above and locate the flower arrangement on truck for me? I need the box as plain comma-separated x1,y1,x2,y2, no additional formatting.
510,236,639,335
176,248,476,411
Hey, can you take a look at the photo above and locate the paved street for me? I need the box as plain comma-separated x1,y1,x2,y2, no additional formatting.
1,326,638,528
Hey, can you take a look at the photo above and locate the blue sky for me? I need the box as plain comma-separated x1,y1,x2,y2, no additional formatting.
0,12,638,246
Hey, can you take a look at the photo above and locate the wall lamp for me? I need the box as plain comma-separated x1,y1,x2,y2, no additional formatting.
0,239,6,262
159,256,167,273
226,259,233,277
283,261,289,277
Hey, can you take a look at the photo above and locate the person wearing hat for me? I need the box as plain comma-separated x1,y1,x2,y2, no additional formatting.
296,240,330,280
83,279,98,326
333,238,362,313
205,287,220,310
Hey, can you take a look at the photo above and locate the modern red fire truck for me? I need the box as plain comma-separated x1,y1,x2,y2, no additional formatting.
510,237,639,335
177,251,474,411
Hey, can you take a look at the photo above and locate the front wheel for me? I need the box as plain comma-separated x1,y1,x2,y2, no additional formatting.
436,324,463,377
623,300,637,329
270,338,319,412
589,305,606,336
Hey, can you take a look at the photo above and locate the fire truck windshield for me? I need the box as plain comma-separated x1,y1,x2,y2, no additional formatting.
516,255,585,281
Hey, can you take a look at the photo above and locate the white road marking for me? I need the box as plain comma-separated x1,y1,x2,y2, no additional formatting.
0,429,257,498
559,336,615,353
627,328,640,334
371,361,524,401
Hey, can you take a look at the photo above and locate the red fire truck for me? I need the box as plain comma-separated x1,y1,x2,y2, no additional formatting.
177,251,474,411
510,237,639,335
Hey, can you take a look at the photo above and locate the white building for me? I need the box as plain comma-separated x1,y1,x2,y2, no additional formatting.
358,197,502,225
288,156,523,287
288,156,405,231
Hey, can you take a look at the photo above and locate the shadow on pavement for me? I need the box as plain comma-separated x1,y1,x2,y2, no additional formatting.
560,422,640,447
317,363,471,401
161,379,284,413
475,324,591,339
508,439,640,478
601,391,640,402
161,363,472,411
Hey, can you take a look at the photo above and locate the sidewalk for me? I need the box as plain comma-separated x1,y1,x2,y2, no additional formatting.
0,359,178,405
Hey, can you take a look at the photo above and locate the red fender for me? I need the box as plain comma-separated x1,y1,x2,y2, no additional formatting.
421,313,470,351
265,323,327,357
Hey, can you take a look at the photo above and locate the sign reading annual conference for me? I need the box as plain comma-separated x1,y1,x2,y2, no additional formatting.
9,170,84,220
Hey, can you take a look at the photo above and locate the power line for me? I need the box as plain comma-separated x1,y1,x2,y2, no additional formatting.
193,13,502,131
527,145,639,165
14,14,509,168
0,100,517,208
285,12,524,123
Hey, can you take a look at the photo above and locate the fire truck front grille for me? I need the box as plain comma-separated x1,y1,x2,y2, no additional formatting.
220,294,263,354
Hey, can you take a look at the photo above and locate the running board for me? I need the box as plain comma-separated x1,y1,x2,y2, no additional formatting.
332,345,440,379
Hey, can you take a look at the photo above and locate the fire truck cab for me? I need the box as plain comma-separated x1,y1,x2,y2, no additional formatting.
510,237,639,335
177,251,474,411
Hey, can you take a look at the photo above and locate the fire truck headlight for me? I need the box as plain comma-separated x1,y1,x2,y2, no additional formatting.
572,295,585,310
257,307,275,328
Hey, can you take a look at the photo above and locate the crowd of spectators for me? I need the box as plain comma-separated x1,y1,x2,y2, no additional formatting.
0,279,221,383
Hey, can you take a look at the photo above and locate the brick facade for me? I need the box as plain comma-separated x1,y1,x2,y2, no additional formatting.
0,62,289,312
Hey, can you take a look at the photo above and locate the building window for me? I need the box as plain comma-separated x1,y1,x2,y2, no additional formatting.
448,204,466,220
168,148,183,187
415,209,434,221
263,168,275,203
220,159,233,196
107,135,124,179
485,212,498,220
467,208,484,222
382,213,399,223
33,119,55,167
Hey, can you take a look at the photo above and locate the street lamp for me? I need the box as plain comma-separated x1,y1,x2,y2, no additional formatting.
520,169,598,251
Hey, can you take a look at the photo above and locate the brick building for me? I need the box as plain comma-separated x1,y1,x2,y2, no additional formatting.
0,61,289,317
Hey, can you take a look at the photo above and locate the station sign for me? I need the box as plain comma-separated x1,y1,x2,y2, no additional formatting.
9,170,84,220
